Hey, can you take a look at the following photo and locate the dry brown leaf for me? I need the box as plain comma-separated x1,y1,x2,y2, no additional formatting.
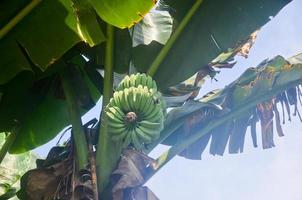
111,149,157,200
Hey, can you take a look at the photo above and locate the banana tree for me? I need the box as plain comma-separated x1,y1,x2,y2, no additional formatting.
0,0,300,199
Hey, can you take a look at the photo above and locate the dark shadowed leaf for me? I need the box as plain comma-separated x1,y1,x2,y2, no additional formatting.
132,0,291,89
80,28,132,74
0,0,86,84
0,60,100,153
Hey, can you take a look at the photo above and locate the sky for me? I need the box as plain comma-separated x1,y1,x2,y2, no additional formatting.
34,1,302,199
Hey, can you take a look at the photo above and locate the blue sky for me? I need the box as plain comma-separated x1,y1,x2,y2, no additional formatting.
35,1,302,199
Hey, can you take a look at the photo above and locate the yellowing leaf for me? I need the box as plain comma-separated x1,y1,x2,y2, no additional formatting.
88,0,155,28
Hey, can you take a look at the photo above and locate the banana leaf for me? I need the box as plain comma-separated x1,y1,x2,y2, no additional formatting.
0,55,101,153
132,0,291,89
87,0,155,29
0,0,154,85
155,53,302,160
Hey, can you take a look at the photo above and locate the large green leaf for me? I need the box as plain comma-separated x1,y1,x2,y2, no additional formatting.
132,0,291,89
0,0,85,84
10,96,71,153
87,0,155,29
152,53,302,160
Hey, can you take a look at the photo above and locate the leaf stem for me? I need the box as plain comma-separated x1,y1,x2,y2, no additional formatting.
96,25,119,193
147,0,204,76
0,128,18,164
60,67,89,169
0,0,42,40
145,79,302,181
102,25,114,107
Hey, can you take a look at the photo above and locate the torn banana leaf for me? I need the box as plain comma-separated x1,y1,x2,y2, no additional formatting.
155,53,302,160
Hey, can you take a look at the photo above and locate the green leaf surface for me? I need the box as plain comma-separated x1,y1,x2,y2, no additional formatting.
131,8,173,47
10,96,70,154
0,0,80,84
0,73,69,154
88,0,155,29
0,0,105,85
133,0,291,89
71,0,106,46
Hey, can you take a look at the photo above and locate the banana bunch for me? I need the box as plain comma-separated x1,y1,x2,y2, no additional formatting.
105,73,165,150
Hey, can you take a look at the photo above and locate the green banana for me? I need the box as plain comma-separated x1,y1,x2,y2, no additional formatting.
107,106,124,121
105,111,123,124
136,126,153,144
145,105,162,122
122,89,131,111
130,74,136,87
123,130,132,148
139,120,161,130
143,97,155,117
117,73,157,91
111,128,128,142
141,73,147,86
137,124,160,139
135,74,142,87
131,130,143,150
138,92,147,113
112,92,122,108
127,88,135,110
133,88,141,111
146,76,153,89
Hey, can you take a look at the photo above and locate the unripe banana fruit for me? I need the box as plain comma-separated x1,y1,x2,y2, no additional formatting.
105,73,166,150
116,73,157,91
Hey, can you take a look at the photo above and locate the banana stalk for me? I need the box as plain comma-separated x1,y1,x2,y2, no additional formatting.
60,66,88,169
